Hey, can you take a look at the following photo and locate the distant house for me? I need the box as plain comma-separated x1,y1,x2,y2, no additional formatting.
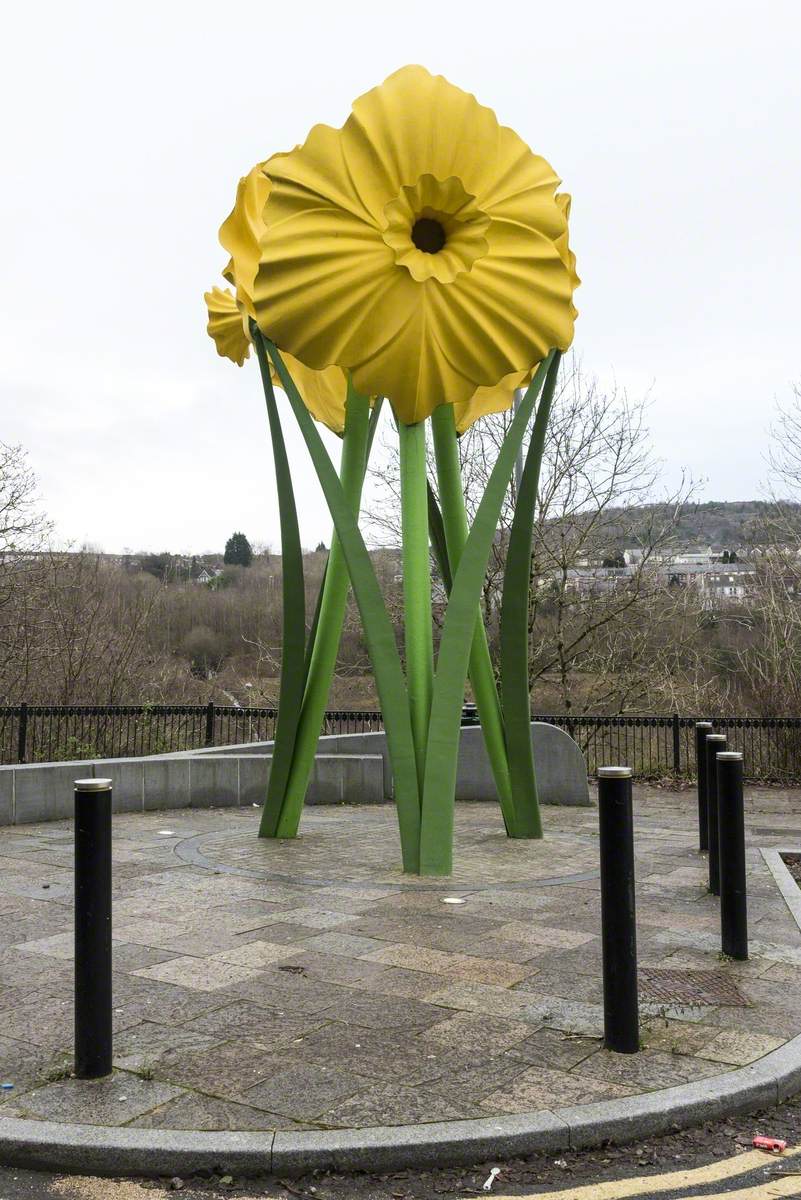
670,547,713,566
552,548,755,607
702,564,753,605
565,566,633,596
193,563,224,585
664,562,711,587
709,544,740,563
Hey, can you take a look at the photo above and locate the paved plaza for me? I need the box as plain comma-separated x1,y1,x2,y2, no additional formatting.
1,789,801,1134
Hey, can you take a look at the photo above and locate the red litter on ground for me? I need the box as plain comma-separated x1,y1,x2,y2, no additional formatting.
753,1136,787,1154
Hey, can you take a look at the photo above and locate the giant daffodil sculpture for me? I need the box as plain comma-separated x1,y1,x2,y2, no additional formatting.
205,66,579,875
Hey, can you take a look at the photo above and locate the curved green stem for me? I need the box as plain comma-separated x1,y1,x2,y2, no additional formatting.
301,395,383,691
265,338,421,873
398,419,433,791
500,352,562,838
274,384,372,838
252,333,307,839
303,553,329,689
430,404,515,836
419,356,553,875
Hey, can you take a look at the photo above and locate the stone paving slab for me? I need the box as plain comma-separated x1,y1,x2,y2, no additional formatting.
1,787,801,1158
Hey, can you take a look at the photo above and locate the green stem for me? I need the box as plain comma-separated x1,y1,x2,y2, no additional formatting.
274,385,372,837
500,352,562,839
427,483,453,593
266,338,421,873
303,552,329,690
253,332,307,839
398,419,433,792
301,396,384,694
430,404,516,836
419,356,553,875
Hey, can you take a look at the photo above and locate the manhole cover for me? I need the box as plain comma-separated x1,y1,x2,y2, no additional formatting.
639,968,748,1007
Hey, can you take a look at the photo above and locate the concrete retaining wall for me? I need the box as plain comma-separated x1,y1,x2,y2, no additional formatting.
188,722,591,808
0,721,588,827
0,754,384,826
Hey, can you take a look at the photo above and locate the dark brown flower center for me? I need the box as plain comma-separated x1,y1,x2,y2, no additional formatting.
411,217,446,254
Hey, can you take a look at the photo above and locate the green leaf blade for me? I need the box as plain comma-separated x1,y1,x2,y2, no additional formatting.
265,339,421,873
419,357,553,875
500,352,562,839
251,333,307,839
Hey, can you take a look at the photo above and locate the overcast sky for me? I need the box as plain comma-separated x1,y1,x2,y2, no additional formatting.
2,0,800,554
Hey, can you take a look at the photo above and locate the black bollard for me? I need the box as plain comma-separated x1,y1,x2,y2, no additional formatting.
74,778,113,1079
705,734,727,896
717,751,748,960
598,766,639,1054
695,722,713,852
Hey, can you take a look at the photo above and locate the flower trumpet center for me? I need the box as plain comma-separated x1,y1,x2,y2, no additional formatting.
382,174,490,284
411,217,446,254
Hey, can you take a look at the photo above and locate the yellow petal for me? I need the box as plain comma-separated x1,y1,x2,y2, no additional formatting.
254,65,578,423
219,161,272,317
218,154,358,432
204,286,251,367
451,368,531,434
555,192,580,319
275,355,351,435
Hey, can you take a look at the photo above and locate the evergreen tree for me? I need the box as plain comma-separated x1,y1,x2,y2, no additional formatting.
141,552,172,581
224,532,253,567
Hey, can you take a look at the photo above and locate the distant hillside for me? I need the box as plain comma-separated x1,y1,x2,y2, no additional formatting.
570,500,801,548
664,501,791,546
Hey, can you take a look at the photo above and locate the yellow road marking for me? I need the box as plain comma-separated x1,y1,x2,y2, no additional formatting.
689,1175,801,1198
489,1144,801,1200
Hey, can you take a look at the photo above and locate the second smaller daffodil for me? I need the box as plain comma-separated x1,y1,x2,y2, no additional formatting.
204,282,356,436
204,284,250,367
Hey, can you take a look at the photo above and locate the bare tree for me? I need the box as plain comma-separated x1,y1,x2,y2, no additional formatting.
0,442,51,558
17,552,164,704
768,384,801,495
368,355,697,713
521,365,696,712
0,444,53,698
730,382,801,715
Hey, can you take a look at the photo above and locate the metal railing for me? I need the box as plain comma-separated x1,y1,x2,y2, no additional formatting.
0,703,383,767
1,704,801,783
533,713,801,784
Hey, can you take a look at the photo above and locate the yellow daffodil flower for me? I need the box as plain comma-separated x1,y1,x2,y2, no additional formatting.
204,284,251,367
253,65,578,424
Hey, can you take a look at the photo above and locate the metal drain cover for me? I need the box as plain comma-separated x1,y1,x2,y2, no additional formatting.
639,967,748,1007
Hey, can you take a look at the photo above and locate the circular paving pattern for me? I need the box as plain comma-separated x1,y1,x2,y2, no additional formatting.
174,804,602,890
3,791,801,1163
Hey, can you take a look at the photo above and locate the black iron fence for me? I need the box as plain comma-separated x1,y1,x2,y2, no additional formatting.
1,704,801,783
0,704,383,767
533,714,801,784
